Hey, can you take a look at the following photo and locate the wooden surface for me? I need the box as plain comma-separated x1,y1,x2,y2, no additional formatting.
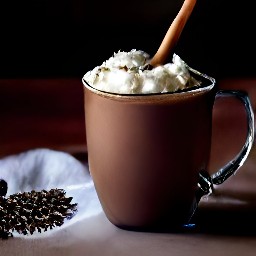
0,78,256,255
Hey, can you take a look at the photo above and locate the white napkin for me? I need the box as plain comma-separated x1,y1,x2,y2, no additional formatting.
0,148,103,239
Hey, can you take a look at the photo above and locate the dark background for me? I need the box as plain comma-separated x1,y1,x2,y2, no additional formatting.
0,0,255,80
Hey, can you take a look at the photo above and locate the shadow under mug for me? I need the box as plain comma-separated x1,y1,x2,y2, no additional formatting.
82,67,254,232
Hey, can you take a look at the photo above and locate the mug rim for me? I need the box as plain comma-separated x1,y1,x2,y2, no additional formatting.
82,66,216,99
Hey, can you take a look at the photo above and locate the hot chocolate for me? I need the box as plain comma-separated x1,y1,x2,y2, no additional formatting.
82,0,254,231
82,68,254,231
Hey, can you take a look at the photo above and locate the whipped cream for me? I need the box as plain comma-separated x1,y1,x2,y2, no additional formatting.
83,49,201,94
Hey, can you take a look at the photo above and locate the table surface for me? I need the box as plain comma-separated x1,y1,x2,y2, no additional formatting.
1,78,256,255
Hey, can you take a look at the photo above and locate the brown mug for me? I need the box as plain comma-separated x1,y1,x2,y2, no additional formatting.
82,67,254,231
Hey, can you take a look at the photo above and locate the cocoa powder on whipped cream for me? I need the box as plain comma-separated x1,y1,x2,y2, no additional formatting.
83,49,201,94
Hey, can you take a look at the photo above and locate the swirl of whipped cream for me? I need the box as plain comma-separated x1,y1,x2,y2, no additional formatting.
83,49,201,94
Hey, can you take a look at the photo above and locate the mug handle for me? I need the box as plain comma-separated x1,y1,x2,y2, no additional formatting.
198,90,255,197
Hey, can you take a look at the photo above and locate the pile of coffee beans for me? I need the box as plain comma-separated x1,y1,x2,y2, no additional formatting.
0,179,77,239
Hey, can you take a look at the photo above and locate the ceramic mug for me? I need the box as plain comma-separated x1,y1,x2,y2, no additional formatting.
82,67,254,231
